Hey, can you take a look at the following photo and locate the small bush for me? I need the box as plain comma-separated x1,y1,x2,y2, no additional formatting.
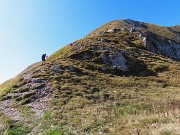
6,123,31,135
152,64,169,72
140,69,156,76
43,110,52,120
19,98,31,105
18,87,29,93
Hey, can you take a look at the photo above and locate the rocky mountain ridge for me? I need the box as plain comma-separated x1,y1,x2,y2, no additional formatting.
88,19,180,60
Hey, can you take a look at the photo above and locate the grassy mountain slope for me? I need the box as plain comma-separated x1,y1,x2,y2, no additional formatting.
0,19,180,135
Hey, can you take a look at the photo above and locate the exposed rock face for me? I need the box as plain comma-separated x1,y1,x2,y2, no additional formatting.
54,65,61,73
67,65,75,72
117,23,180,60
144,37,180,59
83,52,91,59
107,28,121,33
121,25,180,60
0,99,27,121
88,19,180,60
101,51,128,71
23,74,31,80
167,26,180,41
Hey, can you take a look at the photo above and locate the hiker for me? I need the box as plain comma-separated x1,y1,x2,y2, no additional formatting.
41,54,46,61
41,54,48,65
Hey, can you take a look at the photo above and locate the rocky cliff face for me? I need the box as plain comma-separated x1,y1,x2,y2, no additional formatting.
124,25,180,60
144,36,180,59
88,19,180,60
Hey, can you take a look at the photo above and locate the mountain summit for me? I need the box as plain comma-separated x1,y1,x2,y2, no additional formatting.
0,19,180,134
88,19,180,60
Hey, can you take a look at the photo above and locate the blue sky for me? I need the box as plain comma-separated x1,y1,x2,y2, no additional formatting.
0,0,180,84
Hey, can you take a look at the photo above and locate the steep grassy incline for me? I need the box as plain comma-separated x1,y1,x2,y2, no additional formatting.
0,19,180,135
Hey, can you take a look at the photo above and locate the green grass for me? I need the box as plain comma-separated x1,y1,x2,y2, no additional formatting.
6,123,31,135
20,106,31,115
43,128,63,135
0,112,31,135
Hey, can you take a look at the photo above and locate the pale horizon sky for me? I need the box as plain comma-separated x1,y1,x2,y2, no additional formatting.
0,0,180,84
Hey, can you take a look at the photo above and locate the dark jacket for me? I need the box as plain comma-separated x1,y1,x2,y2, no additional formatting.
42,54,46,61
